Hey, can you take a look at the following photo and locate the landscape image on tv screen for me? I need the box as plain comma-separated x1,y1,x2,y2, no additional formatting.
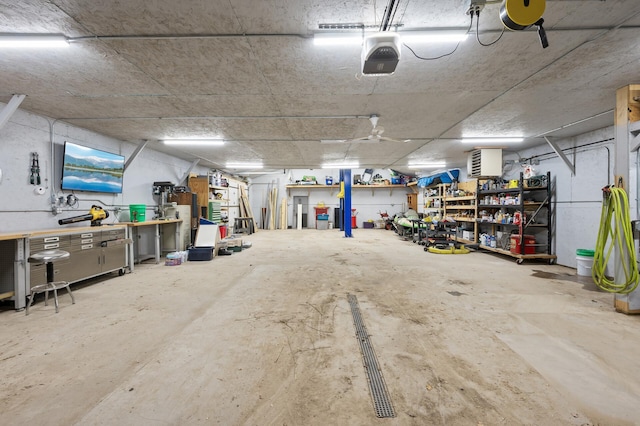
61,142,125,194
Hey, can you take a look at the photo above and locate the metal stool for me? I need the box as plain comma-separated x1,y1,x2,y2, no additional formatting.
233,217,255,234
26,249,75,315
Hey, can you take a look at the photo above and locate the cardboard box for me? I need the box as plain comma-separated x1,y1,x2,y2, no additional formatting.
462,230,473,241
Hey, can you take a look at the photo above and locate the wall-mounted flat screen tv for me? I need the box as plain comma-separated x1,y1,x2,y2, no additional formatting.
61,142,125,194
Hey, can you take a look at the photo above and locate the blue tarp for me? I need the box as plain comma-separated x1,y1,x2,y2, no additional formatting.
417,169,460,188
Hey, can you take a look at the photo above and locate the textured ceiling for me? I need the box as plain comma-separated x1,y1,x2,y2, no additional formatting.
1,0,639,175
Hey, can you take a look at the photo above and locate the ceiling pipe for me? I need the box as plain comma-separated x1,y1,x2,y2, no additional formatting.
58,114,371,121
63,24,640,45
533,109,614,138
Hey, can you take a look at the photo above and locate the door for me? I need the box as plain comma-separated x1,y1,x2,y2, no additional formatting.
188,176,209,219
292,196,308,229
407,193,418,211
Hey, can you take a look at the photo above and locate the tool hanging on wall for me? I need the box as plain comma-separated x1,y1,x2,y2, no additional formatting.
30,152,41,185
500,0,549,48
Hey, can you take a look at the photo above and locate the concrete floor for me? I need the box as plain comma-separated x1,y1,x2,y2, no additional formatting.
1,229,639,425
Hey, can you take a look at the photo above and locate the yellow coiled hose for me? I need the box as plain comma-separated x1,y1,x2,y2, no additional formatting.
593,187,639,293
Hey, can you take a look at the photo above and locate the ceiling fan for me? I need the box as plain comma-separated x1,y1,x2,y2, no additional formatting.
321,114,410,144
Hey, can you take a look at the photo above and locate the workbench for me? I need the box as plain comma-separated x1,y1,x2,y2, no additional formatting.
122,219,182,272
0,224,129,310
0,232,30,310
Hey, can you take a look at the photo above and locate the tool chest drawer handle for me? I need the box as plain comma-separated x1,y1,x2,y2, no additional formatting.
44,243,59,249
81,239,93,244
81,233,93,238
82,244,93,250
44,237,59,243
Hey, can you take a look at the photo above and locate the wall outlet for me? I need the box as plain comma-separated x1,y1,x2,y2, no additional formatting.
466,0,486,15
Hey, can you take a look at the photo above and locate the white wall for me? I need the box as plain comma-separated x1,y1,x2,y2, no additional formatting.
504,127,615,267
0,105,209,233
248,169,412,229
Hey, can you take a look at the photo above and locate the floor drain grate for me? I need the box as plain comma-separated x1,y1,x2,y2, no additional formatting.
347,294,396,418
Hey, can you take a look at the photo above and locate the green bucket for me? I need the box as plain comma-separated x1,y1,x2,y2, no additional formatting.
129,204,146,222
576,249,595,257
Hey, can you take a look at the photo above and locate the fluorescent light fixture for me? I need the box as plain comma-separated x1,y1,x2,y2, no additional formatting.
0,34,69,48
399,31,468,43
321,162,359,169
408,162,447,169
313,32,363,46
226,162,263,169
461,138,524,144
162,139,224,146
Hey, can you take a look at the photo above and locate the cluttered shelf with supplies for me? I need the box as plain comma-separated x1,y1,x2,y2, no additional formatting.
389,170,556,263
286,170,416,196
476,171,556,264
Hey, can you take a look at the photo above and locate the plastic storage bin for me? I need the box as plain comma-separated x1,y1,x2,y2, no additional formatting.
188,246,214,261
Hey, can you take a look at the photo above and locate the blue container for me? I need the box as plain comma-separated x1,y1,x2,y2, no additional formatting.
391,177,401,184
325,177,333,185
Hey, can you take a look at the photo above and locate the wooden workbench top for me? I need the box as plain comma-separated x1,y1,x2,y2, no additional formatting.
0,224,129,241
119,219,183,227
0,232,32,241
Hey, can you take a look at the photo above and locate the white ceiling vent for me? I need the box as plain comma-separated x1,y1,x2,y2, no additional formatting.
467,148,503,178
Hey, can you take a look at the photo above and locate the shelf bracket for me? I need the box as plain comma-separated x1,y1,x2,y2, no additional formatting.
124,139,149,172
180,159,200,185
0,94,25,130
544,136,575,175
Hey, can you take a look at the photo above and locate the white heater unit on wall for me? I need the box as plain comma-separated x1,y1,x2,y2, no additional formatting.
467,149,503,177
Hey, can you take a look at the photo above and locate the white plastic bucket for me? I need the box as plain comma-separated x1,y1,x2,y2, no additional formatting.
576,255,594,277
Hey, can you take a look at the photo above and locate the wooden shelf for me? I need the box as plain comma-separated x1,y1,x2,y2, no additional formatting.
451,217,476,223
453,237,475,244
443,179,478,243
478,244,557,263
444,195,476,201
286,183,410,196
445,205,476,210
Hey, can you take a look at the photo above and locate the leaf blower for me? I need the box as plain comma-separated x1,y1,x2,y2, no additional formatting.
58,205,109,227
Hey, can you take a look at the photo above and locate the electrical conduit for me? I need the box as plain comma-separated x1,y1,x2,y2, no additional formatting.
593,187,639,293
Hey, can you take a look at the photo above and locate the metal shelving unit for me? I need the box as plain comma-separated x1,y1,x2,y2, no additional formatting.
476,171,556,264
